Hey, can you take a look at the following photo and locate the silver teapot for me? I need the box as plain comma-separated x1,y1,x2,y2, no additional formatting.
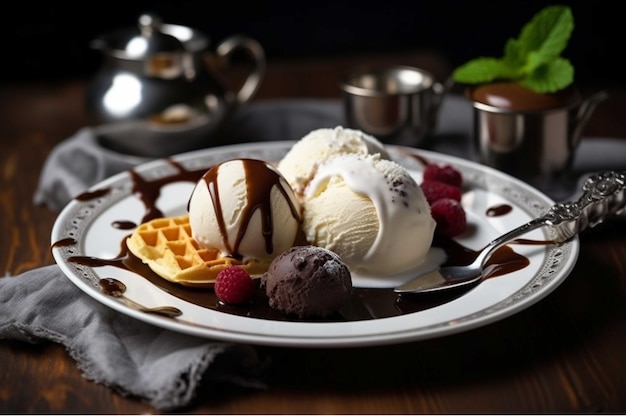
86,13,266,157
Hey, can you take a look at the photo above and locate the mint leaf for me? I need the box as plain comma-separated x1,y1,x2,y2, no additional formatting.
518,5,574,70
502,38,527,70
452,58,513,84
452,5,575,93
520,58,574,93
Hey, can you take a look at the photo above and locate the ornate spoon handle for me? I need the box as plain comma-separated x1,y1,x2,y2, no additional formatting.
471,170,626,273
545,171,625,242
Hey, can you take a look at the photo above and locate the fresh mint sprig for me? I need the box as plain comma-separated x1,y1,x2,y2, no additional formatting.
452,5,574,93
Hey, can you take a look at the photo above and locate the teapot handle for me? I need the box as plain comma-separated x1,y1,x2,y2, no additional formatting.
214,35,266,106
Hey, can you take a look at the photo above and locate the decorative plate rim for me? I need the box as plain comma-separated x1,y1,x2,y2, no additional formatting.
51,141,579,347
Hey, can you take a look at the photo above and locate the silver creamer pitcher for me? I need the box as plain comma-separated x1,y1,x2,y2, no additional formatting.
471,89,608,187
86,13,266,157
340,66,446,147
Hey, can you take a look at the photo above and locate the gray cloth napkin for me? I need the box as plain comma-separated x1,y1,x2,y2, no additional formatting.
0,266,265,411
33,127,150,211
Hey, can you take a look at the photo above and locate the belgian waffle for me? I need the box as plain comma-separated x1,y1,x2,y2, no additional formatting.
126,215,269,287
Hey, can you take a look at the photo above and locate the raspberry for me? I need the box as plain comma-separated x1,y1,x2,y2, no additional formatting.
420,180,462,205
423,164,463,187
214,267,256,305
430,198,467,237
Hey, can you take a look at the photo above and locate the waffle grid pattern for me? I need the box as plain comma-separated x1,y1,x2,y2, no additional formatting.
126,215,267,287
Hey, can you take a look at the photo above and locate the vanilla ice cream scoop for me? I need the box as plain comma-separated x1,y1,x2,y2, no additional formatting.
188,158,302,263
302,153,435,275
277,126,390,198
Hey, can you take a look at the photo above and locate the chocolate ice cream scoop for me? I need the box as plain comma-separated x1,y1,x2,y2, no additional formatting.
261,246,352,318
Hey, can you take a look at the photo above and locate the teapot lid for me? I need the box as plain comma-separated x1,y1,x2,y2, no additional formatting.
91,13,208,59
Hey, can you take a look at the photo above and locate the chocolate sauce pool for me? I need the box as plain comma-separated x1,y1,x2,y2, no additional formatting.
469,82,581,111
53,155,549,323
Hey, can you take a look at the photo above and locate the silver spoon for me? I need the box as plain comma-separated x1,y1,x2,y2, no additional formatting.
395,170,626,294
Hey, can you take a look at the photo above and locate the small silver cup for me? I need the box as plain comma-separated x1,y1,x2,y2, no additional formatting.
340,65,445,147
471,89,608,190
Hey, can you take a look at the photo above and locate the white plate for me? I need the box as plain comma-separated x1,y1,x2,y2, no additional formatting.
51,141,579,347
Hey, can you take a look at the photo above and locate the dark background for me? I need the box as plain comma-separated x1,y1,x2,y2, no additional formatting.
2,0,621,87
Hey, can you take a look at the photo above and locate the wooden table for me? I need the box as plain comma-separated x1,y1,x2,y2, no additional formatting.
2,51,626,414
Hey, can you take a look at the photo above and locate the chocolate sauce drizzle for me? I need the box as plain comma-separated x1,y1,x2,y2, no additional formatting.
53,154,544,323
75,188,111,201
99,277,182,318
198,159,302,259
487,204,513,217
129,160,209,223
